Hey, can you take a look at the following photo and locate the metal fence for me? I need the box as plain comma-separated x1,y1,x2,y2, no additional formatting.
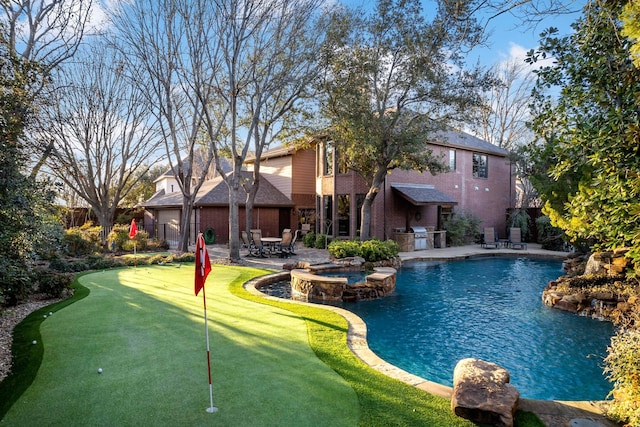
143,222,198,249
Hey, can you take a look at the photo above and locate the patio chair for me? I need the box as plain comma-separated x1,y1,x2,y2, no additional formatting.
287,229,299,255
508,227,528,249
481,227,500,249
251,230,265,257
277,230,293,257
241,231,261,257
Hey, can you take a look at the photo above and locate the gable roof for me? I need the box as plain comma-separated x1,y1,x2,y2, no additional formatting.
141,171,293,208
429,130,509,157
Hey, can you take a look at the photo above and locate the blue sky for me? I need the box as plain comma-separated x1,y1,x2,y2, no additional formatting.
340,0,584,69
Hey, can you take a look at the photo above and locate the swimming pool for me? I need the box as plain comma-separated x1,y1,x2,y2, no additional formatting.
330,257,614,401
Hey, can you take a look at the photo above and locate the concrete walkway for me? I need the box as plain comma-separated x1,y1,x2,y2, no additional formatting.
212,242,620,427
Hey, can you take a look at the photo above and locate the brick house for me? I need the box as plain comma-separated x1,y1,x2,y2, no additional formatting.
141,130,512,246
313,129,513,242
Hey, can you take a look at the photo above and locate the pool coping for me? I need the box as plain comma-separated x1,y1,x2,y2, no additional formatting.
243,245,618,426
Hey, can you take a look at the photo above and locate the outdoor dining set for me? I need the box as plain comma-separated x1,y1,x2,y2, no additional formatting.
241,228,299,258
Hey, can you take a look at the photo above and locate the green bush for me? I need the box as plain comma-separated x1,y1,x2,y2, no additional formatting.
443,210,481,246
536,216,566,251
0,259,33,306
508,208,531,240
108,224,148,252
360,239,399,262
328,240,362,259
328,239,399,263
62,226,101,257
37,272,73,298
303,231,316,248
605,328,640,427
314,234,329,249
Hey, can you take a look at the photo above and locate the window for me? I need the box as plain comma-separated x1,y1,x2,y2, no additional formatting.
337,195,350,236
448,149,456,171
472,153,488,178
356,194,365,237
323,195,333,235
323,143,334,176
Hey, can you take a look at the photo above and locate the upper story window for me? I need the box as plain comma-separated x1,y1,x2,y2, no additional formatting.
323,142,334,176
448,149,456,171
472,153,488,178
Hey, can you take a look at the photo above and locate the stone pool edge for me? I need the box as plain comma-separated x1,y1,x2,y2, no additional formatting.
243,246,617,426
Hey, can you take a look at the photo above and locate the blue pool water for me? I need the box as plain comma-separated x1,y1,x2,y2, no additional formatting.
331,257,615,401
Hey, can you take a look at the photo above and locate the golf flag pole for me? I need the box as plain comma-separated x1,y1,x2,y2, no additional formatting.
195,232,216,413
129,219,138,268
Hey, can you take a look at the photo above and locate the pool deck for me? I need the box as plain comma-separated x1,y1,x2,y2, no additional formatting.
212,243,620,427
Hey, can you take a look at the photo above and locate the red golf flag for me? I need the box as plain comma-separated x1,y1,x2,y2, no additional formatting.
195,233,211,296
129,219,138,239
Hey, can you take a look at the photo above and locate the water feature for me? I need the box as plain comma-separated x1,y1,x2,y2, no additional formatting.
261,257,615,400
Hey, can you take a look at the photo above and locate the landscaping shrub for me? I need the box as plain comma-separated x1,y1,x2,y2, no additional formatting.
508,208,531,240
328,239,399,263
360,239,399,262
314,233,329,249
37,272,73,298
605,328,640,427
536,216,566,251
443,210,481,246
328,240,362,259
109,224,148,252
62,226,100,256
0,259,32,306
302,231,316,248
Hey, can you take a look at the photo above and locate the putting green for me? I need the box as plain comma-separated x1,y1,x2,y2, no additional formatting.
2,265,359,426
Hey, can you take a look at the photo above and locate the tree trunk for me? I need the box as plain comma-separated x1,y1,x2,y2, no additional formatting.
228,178,241,261
178,195,193,253
359,168,387,241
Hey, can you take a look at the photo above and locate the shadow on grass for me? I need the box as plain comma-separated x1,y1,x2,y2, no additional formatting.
0,277,90,419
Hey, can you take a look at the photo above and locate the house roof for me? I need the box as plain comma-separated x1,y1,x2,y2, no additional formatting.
391,183,458,206
141,171,293,208
429,130,509,157
244,145,296,163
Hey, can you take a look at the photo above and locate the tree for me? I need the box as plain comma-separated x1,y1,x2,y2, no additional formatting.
472,58,536,151
111,0,221,253
120,164,167,209
1,23,58,305
1,0,95,176
528,1,640,263
198,0,326,260
41,41,162,242
620,1,640,68
471,58,540,210
319,0,491,240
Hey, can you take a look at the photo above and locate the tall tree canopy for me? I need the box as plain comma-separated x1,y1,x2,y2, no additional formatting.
319,0,491,240
41,41,162,240
528,0,640,263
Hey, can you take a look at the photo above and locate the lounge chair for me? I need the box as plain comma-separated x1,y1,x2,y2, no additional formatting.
508,227,528,249
481,227,500,249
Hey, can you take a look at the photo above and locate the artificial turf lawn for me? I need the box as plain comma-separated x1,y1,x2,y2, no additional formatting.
1,264,543,426
1,265,358,426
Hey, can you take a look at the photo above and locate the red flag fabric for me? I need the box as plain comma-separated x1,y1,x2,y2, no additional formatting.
129,219,138,239
195,233,211,296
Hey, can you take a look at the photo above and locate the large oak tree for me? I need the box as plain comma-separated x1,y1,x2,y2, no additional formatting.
319,0,492,240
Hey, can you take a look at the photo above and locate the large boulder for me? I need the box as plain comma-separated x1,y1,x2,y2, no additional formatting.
451,358,520,427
